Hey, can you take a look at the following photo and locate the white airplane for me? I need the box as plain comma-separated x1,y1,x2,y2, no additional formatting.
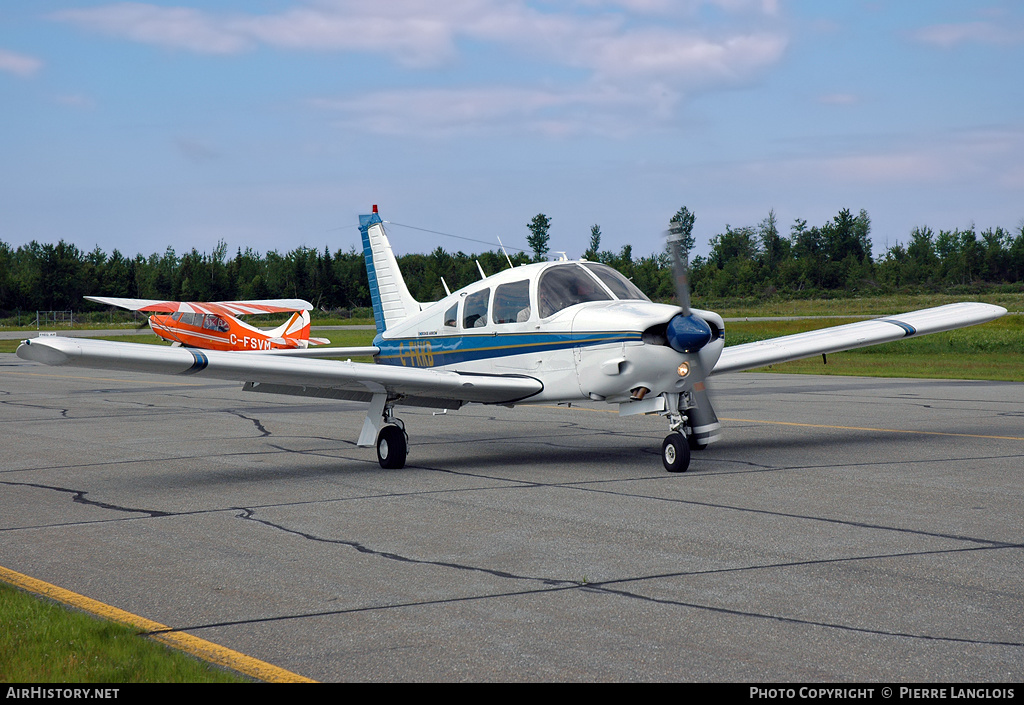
17,206,1006,472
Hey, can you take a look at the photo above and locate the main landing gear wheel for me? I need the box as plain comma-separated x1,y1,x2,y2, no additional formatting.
662,432,691,473
376,424,407,469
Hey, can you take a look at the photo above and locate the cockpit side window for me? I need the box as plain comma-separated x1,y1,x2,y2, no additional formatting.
492,280,531,324
444,302,459,328
203,314,229,332
463,288,490,328
537,265,612,319
582,263,651,302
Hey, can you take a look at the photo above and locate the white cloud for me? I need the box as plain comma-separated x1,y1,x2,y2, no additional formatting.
912,21,1024,47
50,1,788,137
742,126,1024,187
0,48,43,77
575,30,786,83
50,1,787,82
52,3,249,54
312,83,677,137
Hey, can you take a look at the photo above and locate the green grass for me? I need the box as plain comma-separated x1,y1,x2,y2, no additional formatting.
0,583,249,683
703,292,1023,318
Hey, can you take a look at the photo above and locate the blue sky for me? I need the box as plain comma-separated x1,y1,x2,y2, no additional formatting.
2,1,1022,262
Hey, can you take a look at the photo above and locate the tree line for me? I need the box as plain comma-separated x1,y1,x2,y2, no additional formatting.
2,207,1022,315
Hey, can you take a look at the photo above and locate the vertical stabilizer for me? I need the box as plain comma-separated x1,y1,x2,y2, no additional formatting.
359,206,420,334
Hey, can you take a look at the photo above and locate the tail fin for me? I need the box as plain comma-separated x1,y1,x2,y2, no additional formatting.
269,310,330,348
360,205,420,334
269,310,308,343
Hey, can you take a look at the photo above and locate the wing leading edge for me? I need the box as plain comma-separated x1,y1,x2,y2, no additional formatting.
712,302,1006,376
16,337,543,409
85,296,314,315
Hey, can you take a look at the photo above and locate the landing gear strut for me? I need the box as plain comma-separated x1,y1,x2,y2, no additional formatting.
359,395,409,469
661,392,692,472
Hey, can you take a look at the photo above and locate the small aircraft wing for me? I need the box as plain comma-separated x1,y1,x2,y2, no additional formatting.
17,337,541,409
712,302,1006,376
85,296,314,315
244,345,380,359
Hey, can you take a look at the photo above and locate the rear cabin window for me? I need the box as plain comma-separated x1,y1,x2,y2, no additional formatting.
444,303,459,328
537,265,611,318
203,314,229,332
463,289,490,328
582,263,650,302
492,280,531,324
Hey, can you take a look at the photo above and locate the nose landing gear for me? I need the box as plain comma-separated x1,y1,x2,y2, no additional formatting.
661,392,693,472
661,432,691,473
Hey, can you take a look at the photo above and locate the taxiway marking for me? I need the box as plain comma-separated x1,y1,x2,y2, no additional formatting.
541,405,1024,442
723,417,1024,442
0,564,315,683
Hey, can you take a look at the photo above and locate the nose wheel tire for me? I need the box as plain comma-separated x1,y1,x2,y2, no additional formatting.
377,424,408,469
662,432,691,473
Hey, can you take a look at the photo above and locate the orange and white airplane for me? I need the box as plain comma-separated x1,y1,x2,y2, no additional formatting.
85,297,331,352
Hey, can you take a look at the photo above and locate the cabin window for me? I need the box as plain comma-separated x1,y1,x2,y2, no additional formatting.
463,288,490,328
582,263,650,302
203,314,229,332
171,312,183,322
492,280,531,324
444,303,459,328
538,265,611,318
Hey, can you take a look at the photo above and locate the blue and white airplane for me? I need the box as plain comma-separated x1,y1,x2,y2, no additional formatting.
17,206,1007,472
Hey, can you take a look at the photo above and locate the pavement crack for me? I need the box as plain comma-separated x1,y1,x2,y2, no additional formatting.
236,508,572,587
0,480,172,518
226,411,270,437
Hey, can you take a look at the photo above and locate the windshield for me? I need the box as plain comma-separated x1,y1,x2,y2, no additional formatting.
581,263,650,302
538,265,612,318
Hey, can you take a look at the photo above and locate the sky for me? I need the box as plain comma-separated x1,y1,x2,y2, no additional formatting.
2,1,1023,262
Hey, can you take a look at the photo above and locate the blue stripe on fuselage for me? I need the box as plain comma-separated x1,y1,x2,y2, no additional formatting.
373,330,642,367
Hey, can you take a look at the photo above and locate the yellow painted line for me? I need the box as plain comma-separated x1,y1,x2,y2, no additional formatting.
720,418,1024,442
537,405,1024,442
0,370,203,386
0,564,315,683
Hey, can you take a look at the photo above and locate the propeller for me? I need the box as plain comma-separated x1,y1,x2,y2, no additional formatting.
664,221,712,354
664,219,720,450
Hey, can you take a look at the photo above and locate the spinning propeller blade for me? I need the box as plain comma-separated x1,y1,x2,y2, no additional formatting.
664,218,720,451
666,220,692,315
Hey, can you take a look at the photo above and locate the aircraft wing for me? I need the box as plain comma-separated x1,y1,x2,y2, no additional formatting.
85,296,314,315
712,302,1006,376
16,337,541,409
245,346,380,359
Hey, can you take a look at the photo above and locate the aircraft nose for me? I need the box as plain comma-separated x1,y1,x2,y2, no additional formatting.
666,313,713,354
